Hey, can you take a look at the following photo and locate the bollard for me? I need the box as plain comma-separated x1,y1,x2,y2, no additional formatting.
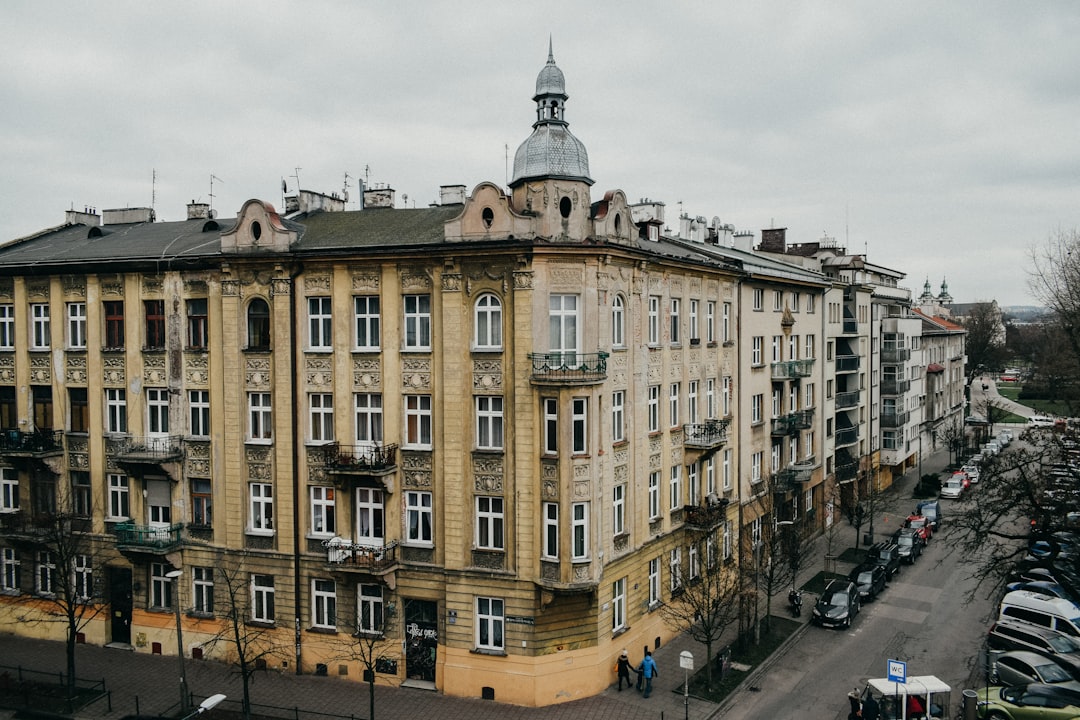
962,689,978,720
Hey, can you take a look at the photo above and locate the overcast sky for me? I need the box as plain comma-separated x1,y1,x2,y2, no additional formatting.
3,2,1077,307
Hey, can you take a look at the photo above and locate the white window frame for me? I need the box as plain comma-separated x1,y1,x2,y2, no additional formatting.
403,294,432,350
706,301,716,343
722,302,731,343
73,554,92,602
751,451,763,484
612,577,627,632
805,334,815,359
107,474,129,520
476,396,504,450
0,468,19,513
722,376,731,416
193,567,214,614
706,378,716,419
752,288,764,311
310,486,335,537
309,393,335,443
307,296,332,350
404,395,432,449
752,336,763,365
571,502,589,561
648,386,660,432
355,488,384,545
67,302,86,350
805,382,815,409
613,484,625,536
149,562,170,608
353,295,381,351
476,596,504,651
751,394,762,424
669,547,682,591
354,393,383,446
248,392,272,442
723,520,733,559
105,388,127,434
358,583,383,634
670,298,681,344
807,294,816,313
648,471,660,519
31,304,50,350
0,305,13,350
571,397,587,454
473,293,503,350
772,335,782,363
406,490,433,545
669,465,682,511
612,295,625,348
2,547,20,592
249,482,274,533
689,299,699,342
723,449,732,490
648,557,660,606
706,456,716,495
688,381,698,424
611,390,625,443
189,390,210,438
251,574,275,623
549,294,579,358
687,463,700,506
689,543,700,581
543,398,558,454
648,295,660,345
312,578,337,630
542,502,559,559
773,290,783,311
146,388,170,436
475,496,504,550
669,383,680,428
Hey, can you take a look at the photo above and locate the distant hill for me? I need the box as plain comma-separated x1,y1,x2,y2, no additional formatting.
1003,306,1049,323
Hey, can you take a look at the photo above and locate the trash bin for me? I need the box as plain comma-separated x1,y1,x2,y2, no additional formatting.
863,533,874,545
962,689,978,720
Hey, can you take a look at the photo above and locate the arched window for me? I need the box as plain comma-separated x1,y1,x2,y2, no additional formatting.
612,294,625,348
474,294,503,350
247,298,271,351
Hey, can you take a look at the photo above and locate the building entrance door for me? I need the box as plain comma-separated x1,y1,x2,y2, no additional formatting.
108,566,133,645
404,599,438,683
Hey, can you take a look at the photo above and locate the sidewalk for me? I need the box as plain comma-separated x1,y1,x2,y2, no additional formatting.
0,449,959,720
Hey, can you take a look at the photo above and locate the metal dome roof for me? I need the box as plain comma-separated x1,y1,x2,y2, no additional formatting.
512,124,591,185
535,51,565,98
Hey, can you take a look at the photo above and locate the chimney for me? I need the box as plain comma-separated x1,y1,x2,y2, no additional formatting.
629,199,665,226
733,231,755,252
759,228,787,253
439,185,467,205
362,186,395,209
102,207,155,225
187,201,211,220
708,218,734,246
65,208,101,227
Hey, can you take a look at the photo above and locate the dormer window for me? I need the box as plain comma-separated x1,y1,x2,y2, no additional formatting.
251,221,262,242
559,196,572,219
482,207,494,228
648,225,659,242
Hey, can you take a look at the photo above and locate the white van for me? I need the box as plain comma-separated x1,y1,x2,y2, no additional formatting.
999,590,1080,637
1029,415,1056,429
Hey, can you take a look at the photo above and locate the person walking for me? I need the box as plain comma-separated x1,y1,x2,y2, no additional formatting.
615,649,635,691
639,650,659,698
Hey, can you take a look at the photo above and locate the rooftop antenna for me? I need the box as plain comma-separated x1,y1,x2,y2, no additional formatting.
343,171,352,204
293,167,302,193
209,174,223,215
151,169,157,218
504,143,509,188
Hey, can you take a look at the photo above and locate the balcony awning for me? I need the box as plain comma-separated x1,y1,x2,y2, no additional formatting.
927,363,945,373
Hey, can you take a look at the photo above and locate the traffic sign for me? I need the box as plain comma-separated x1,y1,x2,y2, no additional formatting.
887,659,907,684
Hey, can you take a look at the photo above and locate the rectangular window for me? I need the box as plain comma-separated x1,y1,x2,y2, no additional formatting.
248,392,272,441
772,388,782,418
150,562,170,608
309,393,334,442
70,472,91,517
67,303,86,349
613,484,625,536
476,597,504,651
403,294,432,350
789,334,799,361
723,520,733,559
358,584,384,633
107,474,129,520
689,299,699,342
310,486,335,536
670,298,681,344
791,292,800,312
688,381,698,424
312,579,337,629
2,547,20,592
689,543,700,580
69,388,88,433
250,483,274,532
670,548,682,591
191,479,212,527
806,294,816,313
543,398,558,454
251,574,275,623
351,393,383,447
104,301,124,349
353,296,381,350
751,451,763,483
773,290,784,311
751,394,763,424
193,567,214,613
707,301,717,343
143,300,165,350
0,305,13,350
189,390,210,438
752,336,763,365
611,391,625,443
706,456,716,495
612,296,625,348
648,557,660,606
722,376,732,416
648,471,660,519
147,388,170,435
669,383,679,427
648,386,660,432
105,388,127,434
476,396,504,450
355,488,384,543
404,395,432,449
752,288,764,311
722,302,731,343
406,491,433,545
669,465,682,511
542,502,559,559
723,449,732,490
804,382,815,408
612,577,627,632
307,297,333,350
771,443,782,472
476,496,504,550
647,295,660,345
687,463,699,506
186,298,208,349
571,398,587,454
0,468,18,513
805,334,815,359
772,335,782,363
73,554,92,602
572,502,589,560
549,294,579,357
706,378,716,419
31,304,50,350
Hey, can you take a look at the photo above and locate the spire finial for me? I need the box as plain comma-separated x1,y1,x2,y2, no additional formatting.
548,35,554,63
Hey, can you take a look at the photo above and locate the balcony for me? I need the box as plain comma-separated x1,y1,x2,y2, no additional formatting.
324,443,399,481
835,426,859,448
771,359,814,381
835,355,860,373
836,460,859,483
114,522,184,554
324,538,398,574
841,320,858,335
0,430,64,460
683,500,729,530
880,410,910,428
881,379,911,396
835,390,860,409
771,410,814,436
683,419,730,450
528,352,608,385
114,435,184,464
775,462,815,491
881,348,911,363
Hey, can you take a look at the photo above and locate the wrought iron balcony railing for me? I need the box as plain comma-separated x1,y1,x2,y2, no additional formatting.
114,435,184,462
683,500,729,530
0,429,64,456
324,443,399,475
771,410,814,436
528,352,608,384
771,359,815,381
682,419,730,449
324,538,398,572
114,522,184,552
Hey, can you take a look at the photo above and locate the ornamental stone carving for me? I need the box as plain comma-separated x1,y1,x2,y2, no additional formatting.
402,357,431,389
30,355,50,383
650,453,661,470
143,355,166,385
512,271,533,290
0,356,13,383
351,272,380,292
614,465,628,482
670,447,683,465
0,279,12,299
142,275,163,294
27,280,49,299
188,457,211,477
306,448,327,483
306,357,333,387
573,463,590,480
246,358,272,388
221,280,240,297
442,273,462,292
353,358,381,389
573,481,589,498
304,274,331,293
402,452,432,487
103,357,125,386
100,276,124,296
474,474,503,493
62,275,86,297
184,279,208,295
550,267,583,288
613,448,628,465
650,437,661,455
472,359,502,390
271,278,292,296
186,355,209,386
245,446,271,464
66,356,88,385
573,564,591,582
187,442,209,460
248,462,271,481
399,269,432,291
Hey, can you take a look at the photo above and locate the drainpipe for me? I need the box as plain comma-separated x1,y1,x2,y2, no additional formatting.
287,263,304,675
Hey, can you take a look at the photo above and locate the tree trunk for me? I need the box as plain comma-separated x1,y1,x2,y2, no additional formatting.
368,676,375,720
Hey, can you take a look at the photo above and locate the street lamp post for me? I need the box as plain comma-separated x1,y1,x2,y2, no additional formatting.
679,650,694,720
166,569,189,713
180,693,226,720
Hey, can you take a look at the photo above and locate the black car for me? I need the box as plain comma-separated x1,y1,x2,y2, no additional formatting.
848,563,887,601
812,579,861,628
893,529,924,564
866,541,902,580
988,620,1080,678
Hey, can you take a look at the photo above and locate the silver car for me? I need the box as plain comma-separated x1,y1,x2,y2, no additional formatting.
992,650,1080,687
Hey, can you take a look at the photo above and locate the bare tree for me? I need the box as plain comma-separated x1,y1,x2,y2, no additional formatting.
659,524,741,692
974,396,1012,436
333,596,397,720
846,469,887,549
938,419,966,467
1029,228,1080,377
961,301,1008,379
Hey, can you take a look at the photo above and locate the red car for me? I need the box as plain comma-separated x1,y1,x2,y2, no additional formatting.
952,470,971,490
905,514,933,543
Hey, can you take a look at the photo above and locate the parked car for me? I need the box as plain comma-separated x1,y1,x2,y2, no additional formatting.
867,541,902,579
973,683,1080,720
940,476,965,499
999,590,1080,637
991,650,1080,687
961,464,982,483
812,579,861,628
999,432,1013,447
893,528,924,564
1005,581,1079,605
1030,415,1057,429
988,620,1080,678
916,500,943,531
848,562,888,601
905,514,933,543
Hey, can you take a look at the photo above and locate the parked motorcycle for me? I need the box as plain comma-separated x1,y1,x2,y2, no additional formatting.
788,588,803,617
